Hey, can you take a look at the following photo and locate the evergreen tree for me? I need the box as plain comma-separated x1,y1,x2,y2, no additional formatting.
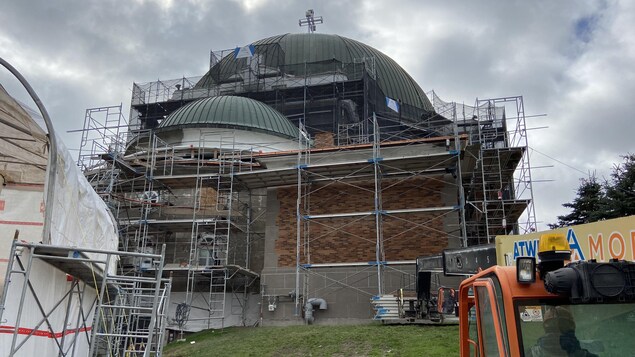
549,176,606,229
604,154,635,218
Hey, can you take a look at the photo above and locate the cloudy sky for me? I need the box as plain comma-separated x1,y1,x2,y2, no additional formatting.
1,0,633,230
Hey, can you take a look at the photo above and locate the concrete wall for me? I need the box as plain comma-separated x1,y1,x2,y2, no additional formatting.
260,265,417,325
166,292,261,332
158,128,298,153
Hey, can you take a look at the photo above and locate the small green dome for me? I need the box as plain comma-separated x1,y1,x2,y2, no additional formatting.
159,96,299,140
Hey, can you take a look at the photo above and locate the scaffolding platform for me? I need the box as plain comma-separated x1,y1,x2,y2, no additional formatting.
461,145,524,178
0,241,171,357
16,244,121,298
99,152,142,175
160,264,258,280
118,217,242,232
231,150,461,189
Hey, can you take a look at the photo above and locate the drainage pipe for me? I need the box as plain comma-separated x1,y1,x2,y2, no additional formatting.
304,298,327,324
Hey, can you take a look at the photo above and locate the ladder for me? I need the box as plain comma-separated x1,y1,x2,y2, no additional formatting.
206,135,236,328
89,247,168,357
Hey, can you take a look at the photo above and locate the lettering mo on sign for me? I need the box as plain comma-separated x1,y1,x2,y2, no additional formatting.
497,216,635,264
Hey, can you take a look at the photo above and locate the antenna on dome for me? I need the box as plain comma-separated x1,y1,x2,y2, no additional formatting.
299,9,323,33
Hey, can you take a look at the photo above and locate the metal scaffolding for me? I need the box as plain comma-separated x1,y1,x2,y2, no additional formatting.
75,104,128,201
0,240,171,357
428,92,536,244
77,109,262,333
280,92,536,314
287,114,464,313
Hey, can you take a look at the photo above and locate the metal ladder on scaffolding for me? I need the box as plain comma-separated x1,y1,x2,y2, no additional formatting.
183,134,234,329
135,133,165,255
479,148,506,239
184,142,204,323
88,247,170,356
205,134,235,328
95,277,170,356
476,99,508,242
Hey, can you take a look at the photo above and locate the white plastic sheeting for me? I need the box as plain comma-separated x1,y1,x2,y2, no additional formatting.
0,83,118,264
0,83,49,294
49,135,119,257
0,186,44,292
0,84,118,356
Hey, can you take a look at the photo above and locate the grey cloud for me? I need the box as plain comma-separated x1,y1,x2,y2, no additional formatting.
0,0,632,229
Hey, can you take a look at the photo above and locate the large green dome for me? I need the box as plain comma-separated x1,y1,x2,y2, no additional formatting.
196,33,434,118
159,96,299,140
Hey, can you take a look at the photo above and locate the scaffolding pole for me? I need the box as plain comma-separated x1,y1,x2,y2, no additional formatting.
372,113,384,295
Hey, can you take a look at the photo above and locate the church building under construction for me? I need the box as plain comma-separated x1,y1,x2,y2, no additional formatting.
78,26,536,333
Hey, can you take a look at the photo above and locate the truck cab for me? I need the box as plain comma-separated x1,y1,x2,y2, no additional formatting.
456,234,635,356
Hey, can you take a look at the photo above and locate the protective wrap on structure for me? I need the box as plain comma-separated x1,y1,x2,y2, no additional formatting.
0,83,48,290
50,135,119,261
0,84,118,356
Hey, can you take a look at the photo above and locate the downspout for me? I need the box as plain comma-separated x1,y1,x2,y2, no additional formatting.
0,57,57,244
304,298,327,324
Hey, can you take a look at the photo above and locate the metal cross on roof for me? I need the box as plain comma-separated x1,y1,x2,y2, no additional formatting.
299,9,323,33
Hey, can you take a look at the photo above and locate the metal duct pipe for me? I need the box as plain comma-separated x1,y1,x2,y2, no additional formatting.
277,97,337,110
304,298,327,324
339,99,359,123
274,98,360,123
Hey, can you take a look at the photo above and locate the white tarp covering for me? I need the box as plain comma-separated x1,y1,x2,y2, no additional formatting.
0,83,119,355
50,135,119,255
0,83,48,293
0,84,118,275
0,186,44,290
233,44,255,59
385,96,400,113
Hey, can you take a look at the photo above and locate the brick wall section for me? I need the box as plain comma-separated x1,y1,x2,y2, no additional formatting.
275,175,453,267
199,187,218,209
313,132,335,149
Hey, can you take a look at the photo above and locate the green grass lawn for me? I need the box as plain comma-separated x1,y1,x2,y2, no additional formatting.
163,323,459,357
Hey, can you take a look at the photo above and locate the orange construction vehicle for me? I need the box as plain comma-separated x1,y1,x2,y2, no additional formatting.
444,216,635,356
